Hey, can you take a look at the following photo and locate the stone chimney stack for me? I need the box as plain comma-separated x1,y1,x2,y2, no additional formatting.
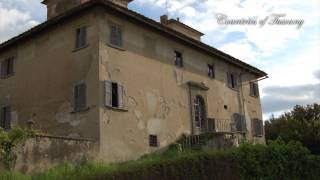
42,0,134,19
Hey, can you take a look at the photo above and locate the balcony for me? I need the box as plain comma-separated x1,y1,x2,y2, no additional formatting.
208,118,246,134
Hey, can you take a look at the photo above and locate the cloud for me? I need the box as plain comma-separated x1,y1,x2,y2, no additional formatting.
0,0,44,43
262,70,320,114
314,70,320,81
262,84,320,114
134,0,319,64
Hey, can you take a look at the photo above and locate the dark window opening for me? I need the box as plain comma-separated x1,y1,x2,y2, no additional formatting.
227,72,237,89
149,135,158,147
0,106,11,130
174,51,183,67
105,81,124,109
74,83,87,111
111,82,119,107
224,105,228,110
208,118,215,132
208,64,215,78
1,57,14,78
250,82,259,97
110,25,123,47
75,26,87,49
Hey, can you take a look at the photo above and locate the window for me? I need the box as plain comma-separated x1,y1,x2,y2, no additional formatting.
75,26,87,49
252,118,263,137
227,72,237,89
208,118,215,132
110,25,123,47
74,83,87,111
149,135,158,147
233,113,246,132
0,106,11,130
174,51,183,67
1,57,15,78
208,64,215,78
250,82,259,97
105,81,124,109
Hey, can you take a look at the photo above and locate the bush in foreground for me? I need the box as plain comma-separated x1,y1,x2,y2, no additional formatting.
1,140,319,180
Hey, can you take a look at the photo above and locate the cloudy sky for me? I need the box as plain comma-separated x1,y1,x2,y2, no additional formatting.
0,0,319,119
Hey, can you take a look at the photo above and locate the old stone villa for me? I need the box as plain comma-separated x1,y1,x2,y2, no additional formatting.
0,0,267,167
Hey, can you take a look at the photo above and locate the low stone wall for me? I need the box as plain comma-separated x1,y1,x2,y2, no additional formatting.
12,135,98,174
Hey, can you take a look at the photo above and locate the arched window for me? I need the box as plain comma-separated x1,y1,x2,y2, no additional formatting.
194,96,206,129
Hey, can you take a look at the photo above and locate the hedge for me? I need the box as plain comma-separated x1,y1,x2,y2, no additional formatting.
1,140,320,180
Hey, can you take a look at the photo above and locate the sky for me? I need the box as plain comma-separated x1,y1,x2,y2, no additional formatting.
0,0,319,120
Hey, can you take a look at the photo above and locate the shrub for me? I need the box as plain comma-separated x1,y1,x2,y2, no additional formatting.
0,127,38,169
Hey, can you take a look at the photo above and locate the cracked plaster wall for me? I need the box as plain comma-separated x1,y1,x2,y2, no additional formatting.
96,11,264,162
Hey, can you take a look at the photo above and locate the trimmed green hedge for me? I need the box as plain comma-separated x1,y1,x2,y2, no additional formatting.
1,140,320,180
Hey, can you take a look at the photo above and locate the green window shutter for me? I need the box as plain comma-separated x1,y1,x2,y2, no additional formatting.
117,84,124,109
117,27,123,47
105,81,112,107
227,72,232,88
0,106,11,130
0,107,4,128
76,27,87,48
80,27,87,47
250,83,254,96
110,25,122,47
255,84,260,97
0,61,6,77
74,84,86,111
4,106,11,130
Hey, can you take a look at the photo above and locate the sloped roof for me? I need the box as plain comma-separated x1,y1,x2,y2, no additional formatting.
0,0,267,77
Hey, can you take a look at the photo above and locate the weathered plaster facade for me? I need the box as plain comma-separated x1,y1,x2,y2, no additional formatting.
0,0,267,164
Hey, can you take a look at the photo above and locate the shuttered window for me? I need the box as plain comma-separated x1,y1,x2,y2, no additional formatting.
110,25,123,47
105,81,125,109
250,82,259,97
208,64,215,79
252,118,263,137
227,72,237,89
1,57,15,78
75,26,87,49
0,106,11,130
233,113,246,132
74,83,87,111
174,51,183,67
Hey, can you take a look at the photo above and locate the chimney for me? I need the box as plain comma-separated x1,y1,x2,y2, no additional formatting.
42,0,134,19
160,14,204,41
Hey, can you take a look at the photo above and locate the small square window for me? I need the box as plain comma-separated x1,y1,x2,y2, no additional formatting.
75,26,87,49
1,57,15,78
208,64,215,79
149,135,158,147
174,51,183,67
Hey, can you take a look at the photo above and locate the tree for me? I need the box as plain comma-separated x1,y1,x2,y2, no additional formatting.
265,103,320,154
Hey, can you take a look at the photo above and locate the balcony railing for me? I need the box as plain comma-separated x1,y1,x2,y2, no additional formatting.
208,118,246,134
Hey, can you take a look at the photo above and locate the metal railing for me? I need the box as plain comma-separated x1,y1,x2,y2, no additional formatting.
209,118,246,134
